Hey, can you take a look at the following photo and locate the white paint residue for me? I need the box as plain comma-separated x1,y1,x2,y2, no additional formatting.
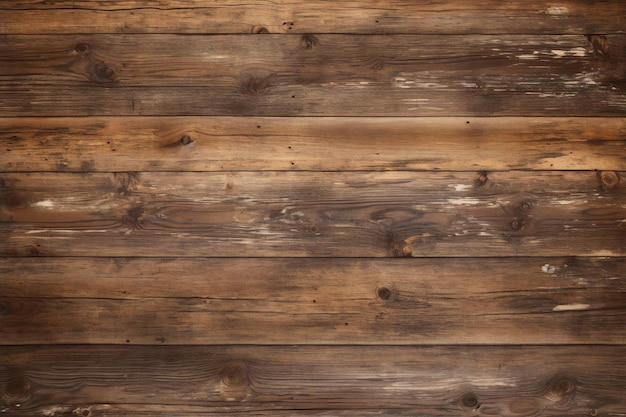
542,264,558,274
517,54,539,60
553,303,591,312
446,198,481,205
551,47,587,58
32,199,55,208
448,184,472,192
546,6,569,15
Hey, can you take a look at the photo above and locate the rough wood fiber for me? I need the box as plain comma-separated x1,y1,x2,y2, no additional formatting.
1,171,624,257
1,0,625,34
0,34,624,116
2,117,625,172
0,257,624,345
1,346,625,416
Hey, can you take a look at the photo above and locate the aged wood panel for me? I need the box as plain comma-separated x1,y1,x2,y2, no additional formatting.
2,0,625,35
2,117,626,172
1,34,624,116
1,171,624,257
1,346,625,416
2,257,623,299
0,257,623,344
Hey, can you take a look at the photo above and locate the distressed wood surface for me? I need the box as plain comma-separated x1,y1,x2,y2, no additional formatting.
1,171,624,258
0,257,624,345
1,34,624,116
2,117,626,172
2,0,625,35
1,346,625,416
2,1,626,415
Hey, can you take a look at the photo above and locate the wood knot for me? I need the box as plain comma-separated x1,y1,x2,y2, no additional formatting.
585,34,610,59
516,199,535,214
377,286,392,301
252,25,270,34
241,77,271,95
460,392,480,410
475,171,489,187
544,375,576,405
123,206,145,230
548,376,576,396
510,218,525,231
301,34,319,50
75,43,90,56
179,135,193,145
92,62,119,83
599,171,620,190
220,364,249,388
2,374,31,405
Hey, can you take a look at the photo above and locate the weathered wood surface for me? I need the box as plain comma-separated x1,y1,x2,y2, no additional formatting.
1,171,624,257
2,117,626,172
1,34,624,116
1,257,624,345
2,1,625,35
1,345,625,416
2,1,625,415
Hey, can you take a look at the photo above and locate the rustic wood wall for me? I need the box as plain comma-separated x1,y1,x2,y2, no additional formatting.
1,1,625,416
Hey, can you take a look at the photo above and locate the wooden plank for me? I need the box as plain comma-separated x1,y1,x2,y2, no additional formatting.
2,257,623,299
1,171,624,258
0,257,624,344
1,1,625,35
0,345,625,415
2,117,626,172
1,34,624,116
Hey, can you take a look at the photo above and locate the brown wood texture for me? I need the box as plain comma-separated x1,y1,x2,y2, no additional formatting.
1,34,624,116
1,171,625,257
1,257,624,345
2,0,625,34
1,346,625,416
2,117,626,172
2,1,626,415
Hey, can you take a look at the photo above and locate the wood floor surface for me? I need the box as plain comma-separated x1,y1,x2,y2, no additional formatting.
1,1,625,416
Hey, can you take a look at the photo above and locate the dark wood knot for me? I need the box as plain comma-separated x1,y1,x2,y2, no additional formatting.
241,77,271,95
377,286,392,301
92,62,119,83
599,171,620,189
549,376,576,397
510,218,525,231
75,43,89,55
460,392,480,410
516,199,535,214
475,171,489,187
301,34,319,50
2,374,32,405
220,364,249,388
585,34,610,59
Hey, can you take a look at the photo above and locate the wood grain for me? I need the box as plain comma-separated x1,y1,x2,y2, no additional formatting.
2,0,625,34
2,117,626,172
0,257,624,344
1,346,625,416
1,171,624,257
1,34,624,116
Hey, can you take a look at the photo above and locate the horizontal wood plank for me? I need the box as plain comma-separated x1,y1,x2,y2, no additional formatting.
1,34,624,116
2,117,626,172
1,171,624,257
1,345,625,415
0,257,624,345
1,1,625,34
